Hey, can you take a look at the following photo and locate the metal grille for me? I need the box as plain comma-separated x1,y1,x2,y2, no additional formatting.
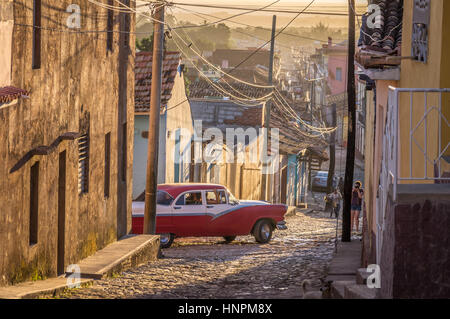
412,0,430,63
78,134,89,194
376,86,450,263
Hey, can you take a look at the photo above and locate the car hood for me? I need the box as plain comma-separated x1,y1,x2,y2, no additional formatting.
238,200,270,206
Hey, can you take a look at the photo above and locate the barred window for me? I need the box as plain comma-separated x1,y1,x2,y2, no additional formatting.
412,0,430,63
32,0,41,69
123,0,130,47
78,134,90,194
30,161,39,245
107,0,114,52
104,133,111,198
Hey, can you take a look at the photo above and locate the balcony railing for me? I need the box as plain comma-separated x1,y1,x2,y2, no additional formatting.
376,87,450,264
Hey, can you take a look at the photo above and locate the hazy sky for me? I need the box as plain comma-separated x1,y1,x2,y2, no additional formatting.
168,0,367,5
137,0,367,29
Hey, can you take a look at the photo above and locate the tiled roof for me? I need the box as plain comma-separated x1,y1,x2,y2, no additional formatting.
271,107,328,159
135,51,181,113
188,65,326,157
211,49,272,69
223,106,262,127
357,0,403,68
190,98,327,157
0,86,29,104
188,79,271,100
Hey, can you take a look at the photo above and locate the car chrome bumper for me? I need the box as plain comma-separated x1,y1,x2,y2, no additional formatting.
276,221,288,231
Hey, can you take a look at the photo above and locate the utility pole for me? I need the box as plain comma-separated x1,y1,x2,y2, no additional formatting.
260,15,276,202
342,0,356,242
310,64,316,130
144,4,165,234
308,63,316,191
327,103,337,193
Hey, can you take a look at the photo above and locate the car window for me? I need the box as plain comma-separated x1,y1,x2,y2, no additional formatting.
217,190,227,204
157,191,174,206
176,192,203,206
206,191,218,205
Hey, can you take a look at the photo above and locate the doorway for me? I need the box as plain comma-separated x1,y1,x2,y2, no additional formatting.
280,166,288,204
57,151,66,275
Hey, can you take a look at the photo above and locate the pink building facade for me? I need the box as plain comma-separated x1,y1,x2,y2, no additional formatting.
324,40,348,96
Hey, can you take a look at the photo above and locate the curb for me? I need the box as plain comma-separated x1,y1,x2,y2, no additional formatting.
0,235,160,299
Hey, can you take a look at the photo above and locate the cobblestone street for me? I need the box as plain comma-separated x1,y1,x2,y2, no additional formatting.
60,210,339,299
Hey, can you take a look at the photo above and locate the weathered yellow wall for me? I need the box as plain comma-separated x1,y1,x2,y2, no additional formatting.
399,0,446,181
165,72,194,183
0,18,12,86
0,0,135,286
441,1,450,159
363,90,375,234
372,80,398,231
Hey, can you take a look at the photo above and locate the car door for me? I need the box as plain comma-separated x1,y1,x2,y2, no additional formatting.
155,191,174,234
204,189,234,235
171,191,207,236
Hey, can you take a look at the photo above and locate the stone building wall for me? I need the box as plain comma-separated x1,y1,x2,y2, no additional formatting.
379,185,450,299
0,0,135,286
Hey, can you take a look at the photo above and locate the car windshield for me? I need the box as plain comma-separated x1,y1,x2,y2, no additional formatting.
157,191,174,206
227,191,239,205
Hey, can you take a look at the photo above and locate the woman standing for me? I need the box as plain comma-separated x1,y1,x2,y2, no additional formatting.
351,181,363,234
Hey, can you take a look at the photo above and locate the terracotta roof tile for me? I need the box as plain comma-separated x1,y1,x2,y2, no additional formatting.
357,0,403,68
135,51,181,112
0,86,29,104
188,79,271,99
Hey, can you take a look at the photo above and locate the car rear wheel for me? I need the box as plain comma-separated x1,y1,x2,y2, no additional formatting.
223,236,237,243
253,220,273,244
159,233,174,249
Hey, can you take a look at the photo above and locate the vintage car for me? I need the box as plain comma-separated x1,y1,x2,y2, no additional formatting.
132,184,288,248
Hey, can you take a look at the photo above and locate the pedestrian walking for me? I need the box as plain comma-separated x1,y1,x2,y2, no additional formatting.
338,177,344,195
326,188,342,219
351,181,364,234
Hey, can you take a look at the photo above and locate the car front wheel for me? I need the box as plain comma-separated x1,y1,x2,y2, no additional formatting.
159,233,174,249
253,220,273,244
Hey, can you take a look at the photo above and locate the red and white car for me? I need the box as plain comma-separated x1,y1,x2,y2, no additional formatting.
132,184,288,248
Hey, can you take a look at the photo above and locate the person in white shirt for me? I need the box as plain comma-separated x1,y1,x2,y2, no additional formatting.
327,188,342,219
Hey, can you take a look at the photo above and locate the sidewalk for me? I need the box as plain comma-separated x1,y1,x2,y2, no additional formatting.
298,190,377,299
325,240,378,299
0,234,160,299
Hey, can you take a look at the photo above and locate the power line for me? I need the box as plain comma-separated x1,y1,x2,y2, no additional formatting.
172,6,327,48
171,0,281,30
164,1,363,17
222,0,316,79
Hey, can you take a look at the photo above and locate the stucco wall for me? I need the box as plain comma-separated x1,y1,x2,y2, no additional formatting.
371,80,399,230
398,0,447,181
0,0,135,286
132,71,193,199
363,90,376,235
0,0,13,87
165,72,193,184
440,1,450,155
327,54,347,96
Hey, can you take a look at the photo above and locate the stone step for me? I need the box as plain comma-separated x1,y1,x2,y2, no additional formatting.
0,234,160,299
66,234,160,279
344,284,378,299
356,268,371,285
0,277,93,299
330,281,355,299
